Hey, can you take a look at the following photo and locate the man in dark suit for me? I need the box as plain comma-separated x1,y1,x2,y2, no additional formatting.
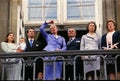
24,28,43,81
65,28,83,81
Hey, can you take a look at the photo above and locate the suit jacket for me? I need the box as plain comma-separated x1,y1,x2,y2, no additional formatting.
101,31,120,49
65,38,80,60
24,39,43,60
67,38,80,50
25,39,42,52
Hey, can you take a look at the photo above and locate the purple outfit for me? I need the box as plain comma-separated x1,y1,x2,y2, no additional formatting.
40,21,66,80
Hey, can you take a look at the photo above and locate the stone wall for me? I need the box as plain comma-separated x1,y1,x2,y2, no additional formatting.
0,0,9,53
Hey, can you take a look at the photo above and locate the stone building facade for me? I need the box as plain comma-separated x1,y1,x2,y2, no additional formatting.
0,0,120,52
0,0,120,80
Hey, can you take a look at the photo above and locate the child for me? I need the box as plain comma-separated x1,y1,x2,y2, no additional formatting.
17,37,26,51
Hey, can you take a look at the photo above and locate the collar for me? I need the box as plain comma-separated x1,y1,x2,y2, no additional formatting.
28,39,34,41
69,37,75,41
54,35,58,38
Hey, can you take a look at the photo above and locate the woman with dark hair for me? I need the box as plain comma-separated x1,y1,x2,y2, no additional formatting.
80,21,101,80
1,32,23,80
101,19,120,80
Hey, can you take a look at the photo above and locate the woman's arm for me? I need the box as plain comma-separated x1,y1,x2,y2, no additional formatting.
39,21,48,40
1,42,16,53
80,35,85,50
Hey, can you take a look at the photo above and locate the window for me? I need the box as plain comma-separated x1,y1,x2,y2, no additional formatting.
22,0,102,26
28,0,57,21
67,0,95,20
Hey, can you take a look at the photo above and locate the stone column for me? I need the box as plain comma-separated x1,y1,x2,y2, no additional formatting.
0,1,10,79
106,0,115,19
102,0,116,34
115,0,120,30
0,0,9,48
9,0,19,43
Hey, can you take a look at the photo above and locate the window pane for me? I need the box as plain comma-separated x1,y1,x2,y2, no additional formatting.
67,0,81,5
29,0,42,5
67,7,81,20
67,0,81,20
29,8,42,21
45,0,57,5
45,7,57,20
67,0,95,20
82,0,94,3
28,0,57,21
44,0,57,20
82,0,95,19
82,6,95,19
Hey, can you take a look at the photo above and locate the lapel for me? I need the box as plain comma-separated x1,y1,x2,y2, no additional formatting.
31,40,36,47
67,39,75,46
26,40,31,47
26,39,35,48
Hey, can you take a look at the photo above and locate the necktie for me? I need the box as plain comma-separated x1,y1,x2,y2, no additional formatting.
67,39,72,45
29,40,33,47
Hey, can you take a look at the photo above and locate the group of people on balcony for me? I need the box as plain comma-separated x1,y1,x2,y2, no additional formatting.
0,19,120,80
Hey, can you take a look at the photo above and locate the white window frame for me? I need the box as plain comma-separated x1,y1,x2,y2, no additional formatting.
63,0,96,24
95,0,103,35
22,0,103,35
22,0,61,25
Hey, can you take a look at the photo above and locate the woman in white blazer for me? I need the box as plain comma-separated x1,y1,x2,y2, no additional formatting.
80,21,101,80
1,32,23,80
